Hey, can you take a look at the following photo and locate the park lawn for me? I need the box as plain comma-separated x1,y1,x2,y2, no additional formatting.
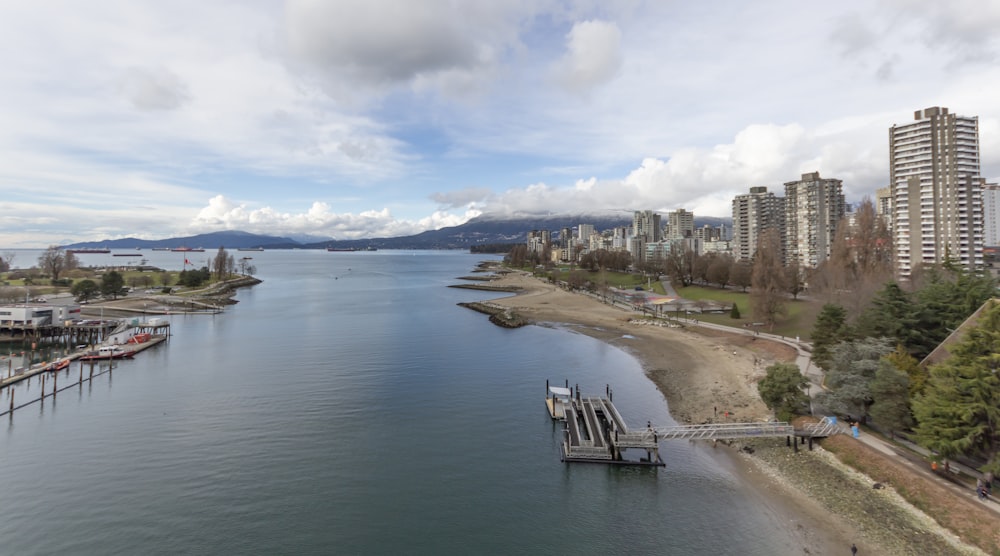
545,268,665,295
677,284,817,341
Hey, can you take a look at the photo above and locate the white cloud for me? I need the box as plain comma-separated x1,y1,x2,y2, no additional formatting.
553,19,622,93
119,66,191,111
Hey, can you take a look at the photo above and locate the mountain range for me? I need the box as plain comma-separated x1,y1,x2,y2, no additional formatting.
62,215,732,251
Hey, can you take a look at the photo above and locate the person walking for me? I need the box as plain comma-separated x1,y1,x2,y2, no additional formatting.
851,543,857,555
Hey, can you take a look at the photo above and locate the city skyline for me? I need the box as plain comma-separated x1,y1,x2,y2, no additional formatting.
3,1,1000,248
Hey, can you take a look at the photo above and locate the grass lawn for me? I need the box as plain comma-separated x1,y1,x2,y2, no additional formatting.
677,284,819,341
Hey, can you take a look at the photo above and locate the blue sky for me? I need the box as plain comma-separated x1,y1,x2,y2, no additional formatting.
3,0,1000,247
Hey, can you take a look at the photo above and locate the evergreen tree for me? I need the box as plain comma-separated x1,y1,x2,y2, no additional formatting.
811,303,848,370
853,282,917,347
757,362,810,421
100,271,124,299
729,302,740,319
815,337,893,420
913,300,1000,478
868,360,912,437
884,345,926,398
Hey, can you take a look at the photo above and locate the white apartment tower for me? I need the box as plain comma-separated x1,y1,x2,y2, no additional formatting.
732,186,784,262
784,172,845,268
890,107,983,275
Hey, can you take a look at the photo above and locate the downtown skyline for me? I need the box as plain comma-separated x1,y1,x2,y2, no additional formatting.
3,0,1000,247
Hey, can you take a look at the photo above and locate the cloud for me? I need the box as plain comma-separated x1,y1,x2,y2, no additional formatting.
430,187,492,208
119,66,191,111
553,19,622,93
188,195,477,239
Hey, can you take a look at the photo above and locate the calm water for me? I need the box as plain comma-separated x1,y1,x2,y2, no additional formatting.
1,250,808,554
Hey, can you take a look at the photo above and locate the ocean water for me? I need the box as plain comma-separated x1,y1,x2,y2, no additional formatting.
1,250,811,554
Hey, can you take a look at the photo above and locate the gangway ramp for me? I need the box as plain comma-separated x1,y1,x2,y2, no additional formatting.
654,422,794,441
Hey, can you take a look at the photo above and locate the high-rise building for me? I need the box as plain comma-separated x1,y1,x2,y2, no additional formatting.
527,230,551,254
890,107,984,275
632,210,661,243
732,186,784,261
784,172,845,268
665,209,694,240
982,183,1000,247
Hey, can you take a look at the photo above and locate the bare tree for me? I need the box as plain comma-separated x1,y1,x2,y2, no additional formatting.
818,197,893,319
37,246,77,281
750,228,787,328
212,247,231,280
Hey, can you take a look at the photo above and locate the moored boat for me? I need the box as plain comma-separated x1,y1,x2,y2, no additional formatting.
79,346,135,361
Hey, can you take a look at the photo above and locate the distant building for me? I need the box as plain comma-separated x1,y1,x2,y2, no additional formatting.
982,183,1000,247
784,172,845,268
665,209,694,240
732,186,784,262
890,106,984,276
526,230,551,254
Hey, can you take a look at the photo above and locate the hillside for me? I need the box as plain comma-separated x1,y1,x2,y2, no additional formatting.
62,214,732,251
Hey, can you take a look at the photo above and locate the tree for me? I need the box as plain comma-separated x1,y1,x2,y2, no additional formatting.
0,253,9,273
868,360,912,438
706,253,732,288
783,262,804,299
884,345,926,398
731,260,752,292
100,271,125,299
815,337,893,421
212,247,231,281
730,302,741,319
815,198,893,319
749,228,786,329
71,279,99,302
811,303,849,371
37,246,78,281
159,271,173,287
664,243,695,287
757,363,810,421
913,300,1000,479
853,282,918,348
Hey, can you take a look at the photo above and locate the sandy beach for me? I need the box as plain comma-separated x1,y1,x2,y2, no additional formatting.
474,270,987,556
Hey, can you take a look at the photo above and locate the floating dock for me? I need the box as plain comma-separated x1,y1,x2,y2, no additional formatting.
544,382,837,466
547,382,663,466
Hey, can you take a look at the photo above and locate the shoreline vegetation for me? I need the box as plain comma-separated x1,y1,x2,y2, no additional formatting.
79,275,262,317
463,268,997,555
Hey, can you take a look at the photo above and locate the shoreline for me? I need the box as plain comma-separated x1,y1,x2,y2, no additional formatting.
476,270,986,555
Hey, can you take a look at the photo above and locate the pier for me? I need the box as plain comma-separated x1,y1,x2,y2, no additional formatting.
546,382,843,466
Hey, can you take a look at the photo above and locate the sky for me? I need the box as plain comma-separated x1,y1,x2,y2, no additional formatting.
3,0,1000,247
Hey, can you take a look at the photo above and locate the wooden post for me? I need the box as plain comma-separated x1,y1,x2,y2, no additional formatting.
41,375,46,400
79,364,83,385
8,389,12,413
53,373,57,397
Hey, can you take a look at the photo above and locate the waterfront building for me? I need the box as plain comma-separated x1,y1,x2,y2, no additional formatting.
732,186,784,262
784,172,845,268
890,106,984,275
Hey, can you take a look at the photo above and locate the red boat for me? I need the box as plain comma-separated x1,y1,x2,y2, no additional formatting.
45,359,71,371
79,347,136,361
